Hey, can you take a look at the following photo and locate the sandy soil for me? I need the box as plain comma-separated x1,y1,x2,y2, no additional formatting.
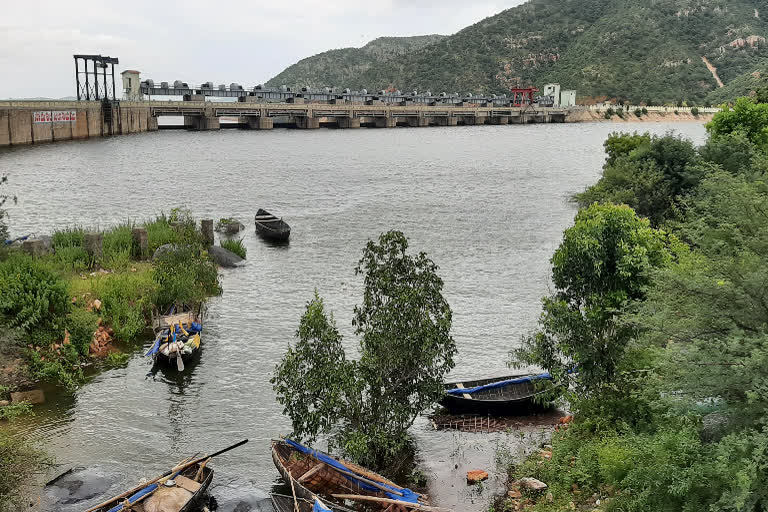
568,110,713,124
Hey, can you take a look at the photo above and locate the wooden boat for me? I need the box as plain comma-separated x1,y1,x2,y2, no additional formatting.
271,439,432,511
91,462,213,512
439,372,555,415
146,305,203,371
254,209,291,241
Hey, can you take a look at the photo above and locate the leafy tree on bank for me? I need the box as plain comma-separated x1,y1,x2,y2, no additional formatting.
514,203,673,417
575,133,700,226
707,97,768,147
272,231,456,470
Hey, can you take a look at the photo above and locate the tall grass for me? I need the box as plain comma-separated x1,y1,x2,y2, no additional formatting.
102,222,134,270
221,238,246,259
52,227,90,271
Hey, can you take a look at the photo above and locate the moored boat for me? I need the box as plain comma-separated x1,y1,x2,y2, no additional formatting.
90,462,213,512
271,439,435,511
146,306,203,371
254,209,291,241
439,372,555,415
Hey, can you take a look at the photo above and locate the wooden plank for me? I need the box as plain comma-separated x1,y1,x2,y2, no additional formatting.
456,383,472,400
297,463,325,483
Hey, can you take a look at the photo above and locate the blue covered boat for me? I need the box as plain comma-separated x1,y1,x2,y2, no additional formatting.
439,372,554,415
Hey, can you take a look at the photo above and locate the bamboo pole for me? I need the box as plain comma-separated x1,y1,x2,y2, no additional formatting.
331,494,453,512
329,465,405,497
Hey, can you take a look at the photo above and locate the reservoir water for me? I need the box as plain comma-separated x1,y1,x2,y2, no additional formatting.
0,122,707,511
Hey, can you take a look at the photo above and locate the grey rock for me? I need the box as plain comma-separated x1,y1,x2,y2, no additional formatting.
208,246,244,268
519,477,548,492
152,243,179,260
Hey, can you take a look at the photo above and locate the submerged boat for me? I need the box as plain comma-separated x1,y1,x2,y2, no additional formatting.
271,439,434,511
254,209,291,241
145,306,203,371
90,462,213,512
439,372,554,415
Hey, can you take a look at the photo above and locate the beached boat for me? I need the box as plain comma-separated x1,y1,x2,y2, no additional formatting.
254,209,291,241
439,372,555,415
145,306,203,371
271,439,434,511
90,462,213,512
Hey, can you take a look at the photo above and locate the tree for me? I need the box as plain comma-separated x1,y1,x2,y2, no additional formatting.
514,204,672,403
707,97,768,147
575,133,701,226
272,231,456,469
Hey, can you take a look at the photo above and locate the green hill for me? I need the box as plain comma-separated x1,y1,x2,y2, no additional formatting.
268,0,768,104
265,35,446,90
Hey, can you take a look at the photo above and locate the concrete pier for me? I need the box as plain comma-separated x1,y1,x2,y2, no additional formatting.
295,117,320,129
245,117,273,130
337,118,361,129
374,118,397,128
184,115,220,131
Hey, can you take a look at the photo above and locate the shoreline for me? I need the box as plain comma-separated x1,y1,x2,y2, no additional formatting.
568,110,713,124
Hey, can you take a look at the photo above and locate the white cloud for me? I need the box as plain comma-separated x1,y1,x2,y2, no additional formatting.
0,0,525,98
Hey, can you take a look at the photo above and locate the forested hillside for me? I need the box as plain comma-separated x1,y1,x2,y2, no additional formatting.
265,35,445,91
268,0,768,104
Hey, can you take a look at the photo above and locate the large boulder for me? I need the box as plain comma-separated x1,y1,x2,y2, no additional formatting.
152,243,179,260
208,246,244,268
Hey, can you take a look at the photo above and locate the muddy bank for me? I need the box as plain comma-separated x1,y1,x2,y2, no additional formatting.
414,409,567,512
569,109,713,124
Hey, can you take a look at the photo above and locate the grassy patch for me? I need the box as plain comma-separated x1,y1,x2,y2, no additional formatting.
102,222,134,270
221,237,247,259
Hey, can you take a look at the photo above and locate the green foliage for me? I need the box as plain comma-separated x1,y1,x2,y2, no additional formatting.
0,253,69,342
699,130,761,175
634,108,642,118
152,245,221,312
52,227,91,271
102,223,134,270
66,308,98,356
104,352,132,367
220,238,246,259
143,211,200,256
691,106,699,116
604,107,614,119
273,231,456,470
707,97,768,146
0,402,33,421
575,132,701,226
272,292,353,444
515,204,672,403
266,35,446,89
0,175,15,242
0,430,50,512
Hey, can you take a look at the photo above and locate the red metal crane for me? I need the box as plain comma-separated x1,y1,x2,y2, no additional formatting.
509,87,538,107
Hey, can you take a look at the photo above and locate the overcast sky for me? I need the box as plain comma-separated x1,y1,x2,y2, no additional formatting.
1,0,525,99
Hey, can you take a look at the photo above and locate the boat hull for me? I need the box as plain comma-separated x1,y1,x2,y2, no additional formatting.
93,463,213,512
440,374,555,415
254,209,291,241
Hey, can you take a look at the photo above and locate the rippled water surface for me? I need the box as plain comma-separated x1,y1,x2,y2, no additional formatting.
0,122,707,510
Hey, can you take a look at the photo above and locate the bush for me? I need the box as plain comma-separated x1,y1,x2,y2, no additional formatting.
66,308,99,356
144,210,201,256
0,253,69,342
604,107,615,119
634,108,642,118
642,107,648,115
691,106,699,116
152,246,221,312
221,238,246,259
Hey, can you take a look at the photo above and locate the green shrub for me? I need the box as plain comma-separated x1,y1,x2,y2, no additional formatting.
102,223,134,270
52,228,91,271
0,253,68,342
66,308,98,356
0,402,32,421
604,107,614,119
634,108,642,118
642,107,648,115
144,211,201,256
691,106,699,116
152,245,221,311
221,238,246,259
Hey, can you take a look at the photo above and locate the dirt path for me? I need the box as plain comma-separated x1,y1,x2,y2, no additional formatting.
701,56,725,88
